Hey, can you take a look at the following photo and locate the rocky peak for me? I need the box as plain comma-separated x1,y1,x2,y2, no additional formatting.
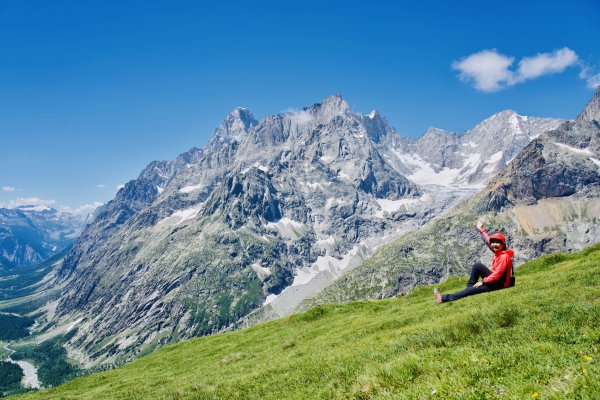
420,127,456,141
307,95,352,125
211,107,258,143
577,86,600,123
363,110,392,144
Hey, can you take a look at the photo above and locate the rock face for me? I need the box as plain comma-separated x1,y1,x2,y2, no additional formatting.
475,117,600,212
577,86,600,122
303,92,600,308
0,206,84,268
48,95,562,367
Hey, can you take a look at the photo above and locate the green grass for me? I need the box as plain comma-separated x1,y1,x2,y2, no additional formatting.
11,244,600,399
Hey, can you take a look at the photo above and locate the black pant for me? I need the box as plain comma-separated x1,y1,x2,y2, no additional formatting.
442,263,502,302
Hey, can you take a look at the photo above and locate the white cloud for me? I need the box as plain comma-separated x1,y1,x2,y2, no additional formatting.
2,186,16,192
579,64,600,89
97,184,107,189
0,197,57,209
54,202,104,217
0,196,103,217
514,48,578,83
287,109,314,126
116,183,125,190
452,49,514,92
453,47,582,92
71,202,104,215
587,73,600,89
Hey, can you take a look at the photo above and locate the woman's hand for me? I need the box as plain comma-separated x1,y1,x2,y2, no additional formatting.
473,282,483,288
476,220,484,230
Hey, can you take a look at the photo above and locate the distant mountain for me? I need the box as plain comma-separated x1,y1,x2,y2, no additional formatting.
44,95,561,367
0,206,85,267
379,110,562,188
302,88,600,307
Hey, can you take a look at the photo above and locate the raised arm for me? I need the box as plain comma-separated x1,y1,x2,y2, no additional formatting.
477,221,493,252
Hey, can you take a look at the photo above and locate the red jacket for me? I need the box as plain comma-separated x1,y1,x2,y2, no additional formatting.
479,228,514,288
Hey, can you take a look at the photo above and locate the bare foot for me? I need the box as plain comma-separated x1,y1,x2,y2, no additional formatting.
434,287,442,304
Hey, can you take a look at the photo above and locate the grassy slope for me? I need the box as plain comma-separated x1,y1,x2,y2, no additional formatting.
12,244,600,400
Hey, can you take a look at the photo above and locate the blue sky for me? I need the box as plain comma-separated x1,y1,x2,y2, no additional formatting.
1,0,599,214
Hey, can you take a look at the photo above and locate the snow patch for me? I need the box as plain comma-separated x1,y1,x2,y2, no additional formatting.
316,236,336,253
509,113,522,133
325,197,347,208
483,151,503,173
555,142,594,156
304,181,332,191
241,163,270,174
252,263,272,278
261,244,369,308
591,158,600,167
337,171,352,181
17,205,52,212
394,148,485,188
156,206,202,227
179,184,202,194
292,245,364,287
375,195,431,218
265,218,306,240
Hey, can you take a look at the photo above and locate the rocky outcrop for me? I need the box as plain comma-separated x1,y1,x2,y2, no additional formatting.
473,118,600,212
577,86,600,122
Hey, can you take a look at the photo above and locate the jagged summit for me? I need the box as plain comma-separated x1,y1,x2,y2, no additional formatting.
312,94,351,118
367,110,379,119
421,127,454,138
212,107,258,141
577,86,600,122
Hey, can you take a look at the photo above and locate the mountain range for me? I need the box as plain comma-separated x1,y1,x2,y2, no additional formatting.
301,88,600,308
0,206,85,269
26,89,599,369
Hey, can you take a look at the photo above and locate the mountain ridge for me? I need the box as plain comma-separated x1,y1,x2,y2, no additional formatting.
35,95,564,367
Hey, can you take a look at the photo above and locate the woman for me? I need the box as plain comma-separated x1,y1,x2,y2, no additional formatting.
434,222,514,304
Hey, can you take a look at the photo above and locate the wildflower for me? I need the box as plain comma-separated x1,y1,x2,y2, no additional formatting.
531,392,539,398
582,355,593,362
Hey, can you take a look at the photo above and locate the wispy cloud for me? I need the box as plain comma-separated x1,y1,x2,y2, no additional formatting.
61,202,104,216
579,64,600,89
286,109,314,126
514,48,578,83
0,197,57,209
97,184,108,189
453,47,588,92
2,186,16,193
0,197,103,217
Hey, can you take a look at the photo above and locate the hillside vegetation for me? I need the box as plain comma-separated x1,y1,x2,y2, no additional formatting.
12,244,600,399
